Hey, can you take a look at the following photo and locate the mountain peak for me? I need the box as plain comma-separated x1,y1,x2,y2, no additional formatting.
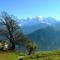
36,16,45,21
19,16,59,26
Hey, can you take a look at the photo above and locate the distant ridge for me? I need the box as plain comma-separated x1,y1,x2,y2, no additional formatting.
19,16,60,51
19,16,59,34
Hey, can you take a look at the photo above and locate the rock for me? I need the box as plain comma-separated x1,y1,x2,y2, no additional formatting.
18,56,24,60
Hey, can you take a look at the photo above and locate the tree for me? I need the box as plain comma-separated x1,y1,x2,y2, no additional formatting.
26,41,37,55
0,12,23,50
0,12,38,53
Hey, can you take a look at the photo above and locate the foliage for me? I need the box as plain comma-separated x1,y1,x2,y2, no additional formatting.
0,42,4,50
0,12,27,50
0,12,36,52
0,12,21,50
26,41,37,55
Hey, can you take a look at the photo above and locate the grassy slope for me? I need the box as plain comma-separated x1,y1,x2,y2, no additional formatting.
0,50,60,60
0,51,19,60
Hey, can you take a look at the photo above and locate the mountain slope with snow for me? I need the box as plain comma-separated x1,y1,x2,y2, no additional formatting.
18,16,60,51
19,16,59,34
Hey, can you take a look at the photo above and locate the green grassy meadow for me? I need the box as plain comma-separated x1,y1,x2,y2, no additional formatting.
0,50,60,60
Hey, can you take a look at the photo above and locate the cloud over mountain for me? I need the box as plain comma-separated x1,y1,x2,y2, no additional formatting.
18,16,59,34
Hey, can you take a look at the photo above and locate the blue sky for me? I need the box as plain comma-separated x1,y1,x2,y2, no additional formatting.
0,0,60,20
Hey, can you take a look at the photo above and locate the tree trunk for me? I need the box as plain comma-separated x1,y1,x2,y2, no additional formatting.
10,41,15,50
8,39,15,50
28,48,33,55
5,24,15,50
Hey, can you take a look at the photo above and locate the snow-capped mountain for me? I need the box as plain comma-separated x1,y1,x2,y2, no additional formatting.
18,16,60,51
19,16,58,25
19,16,59,34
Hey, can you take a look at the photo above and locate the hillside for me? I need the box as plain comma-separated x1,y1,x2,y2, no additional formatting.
27,26,60,51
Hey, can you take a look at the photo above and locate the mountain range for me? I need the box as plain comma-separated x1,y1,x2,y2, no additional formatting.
19,16,60,51
20,16,59,34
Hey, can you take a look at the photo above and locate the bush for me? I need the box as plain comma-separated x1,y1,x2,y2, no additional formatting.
0,42,4,50
26,42,37,55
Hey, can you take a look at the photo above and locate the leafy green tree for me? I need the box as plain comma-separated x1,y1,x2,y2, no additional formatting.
26,41,37,55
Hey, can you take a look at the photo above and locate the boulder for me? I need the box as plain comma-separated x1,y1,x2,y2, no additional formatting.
18,56,24,60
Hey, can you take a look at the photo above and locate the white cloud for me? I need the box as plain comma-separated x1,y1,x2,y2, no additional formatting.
46,22,51,25
29,17,32,19
41,21,51,25
19,24,22,26
37,16,44,20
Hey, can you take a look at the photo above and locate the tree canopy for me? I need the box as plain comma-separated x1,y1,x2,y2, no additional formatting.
0,12,37,54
